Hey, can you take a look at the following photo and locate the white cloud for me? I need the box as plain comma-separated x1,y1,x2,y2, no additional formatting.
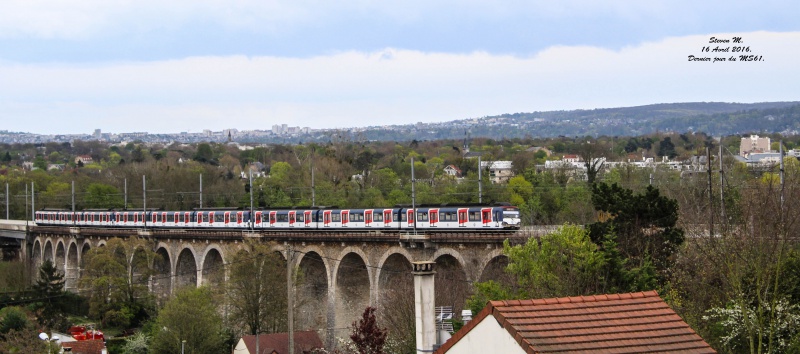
1,31,798,134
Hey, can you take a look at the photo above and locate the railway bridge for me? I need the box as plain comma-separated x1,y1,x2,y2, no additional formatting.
14,221,556,345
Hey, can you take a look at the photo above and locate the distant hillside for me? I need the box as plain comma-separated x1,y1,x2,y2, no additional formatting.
353,101,800,141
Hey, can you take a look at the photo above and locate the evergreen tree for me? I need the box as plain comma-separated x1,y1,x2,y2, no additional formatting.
588,183,684,280
31,260,67,329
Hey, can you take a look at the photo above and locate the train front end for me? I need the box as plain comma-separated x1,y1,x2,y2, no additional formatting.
501,206,521,230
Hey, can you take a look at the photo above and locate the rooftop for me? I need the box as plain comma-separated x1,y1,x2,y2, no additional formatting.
436,290,715,353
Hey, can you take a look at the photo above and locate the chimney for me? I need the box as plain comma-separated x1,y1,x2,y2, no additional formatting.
413,261,436,354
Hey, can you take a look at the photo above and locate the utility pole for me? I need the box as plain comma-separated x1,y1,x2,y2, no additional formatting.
478,157,483,203
411,157,417,235
719,144,725,229
780,140,785,223
311,152,316,207
71,180,75,212
31,182,35,222
706,148,713,237
5,183,9,220
25,184,28,221
287,244,295,354
249,169,254,230
199,174,203,209
124,178,128,210
143,175,147,229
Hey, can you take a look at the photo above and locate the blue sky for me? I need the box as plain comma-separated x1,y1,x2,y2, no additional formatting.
0,1,798,134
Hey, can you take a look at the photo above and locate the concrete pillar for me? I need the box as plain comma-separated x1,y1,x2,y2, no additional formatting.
413,261,436,354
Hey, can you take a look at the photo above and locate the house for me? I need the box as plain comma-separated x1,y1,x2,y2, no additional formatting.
443,165,462,177
60,339,107,354
479,161,513,184
233,331,323,354
75,155,93,165
562,154,581,163
435,291,715,354
740,135,771,157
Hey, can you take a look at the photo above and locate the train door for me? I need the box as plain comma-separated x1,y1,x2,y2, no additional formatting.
341,210,349,227
236,212,243,226
224,212,231,226
323,210,331,227
364,210,373,227
481,208,492,226
383,210,392,227
458,208,468,227
429,209,439,228
304,211,312,227
289,211,296,227
407,209,415,227
269,211,277,227
255,211,262,226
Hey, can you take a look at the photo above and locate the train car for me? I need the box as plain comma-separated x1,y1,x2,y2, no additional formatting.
193,210,251,229
316,208,400,230
399,205,521,232
260,209,317,230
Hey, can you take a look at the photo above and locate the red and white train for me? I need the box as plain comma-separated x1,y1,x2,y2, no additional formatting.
35,204,521,232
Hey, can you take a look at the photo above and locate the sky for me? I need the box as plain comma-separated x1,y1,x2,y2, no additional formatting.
0,1,798,135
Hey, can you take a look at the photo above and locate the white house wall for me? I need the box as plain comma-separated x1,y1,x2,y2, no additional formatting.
444,314,526,354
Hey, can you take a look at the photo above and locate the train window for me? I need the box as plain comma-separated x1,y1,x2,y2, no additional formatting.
400,213,406,221
215,213,224,223
167,214,174,222
469,212,480,221
373,213,382,222
332,213,341,222
417,212,428,221
297,213,304,222
277,214,288,222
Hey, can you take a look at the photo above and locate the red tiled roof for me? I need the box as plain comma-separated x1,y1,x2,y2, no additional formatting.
61,339,106,354
436,291,715,354
241,331,323,354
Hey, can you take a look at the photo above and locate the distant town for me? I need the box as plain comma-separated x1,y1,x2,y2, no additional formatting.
2,101,800,145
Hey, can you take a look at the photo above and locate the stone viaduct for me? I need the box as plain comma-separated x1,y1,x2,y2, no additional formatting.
22,224,554,346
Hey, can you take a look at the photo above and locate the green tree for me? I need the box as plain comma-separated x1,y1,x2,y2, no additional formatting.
31,260,67,329
83,183,124,209
194,143,214,163
657,137,677,159
507,175,533,208
588,183,683,278
80,237,157,328
226,242,288,335
0,307,28,335
149,287,227,354
504,224,606,299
